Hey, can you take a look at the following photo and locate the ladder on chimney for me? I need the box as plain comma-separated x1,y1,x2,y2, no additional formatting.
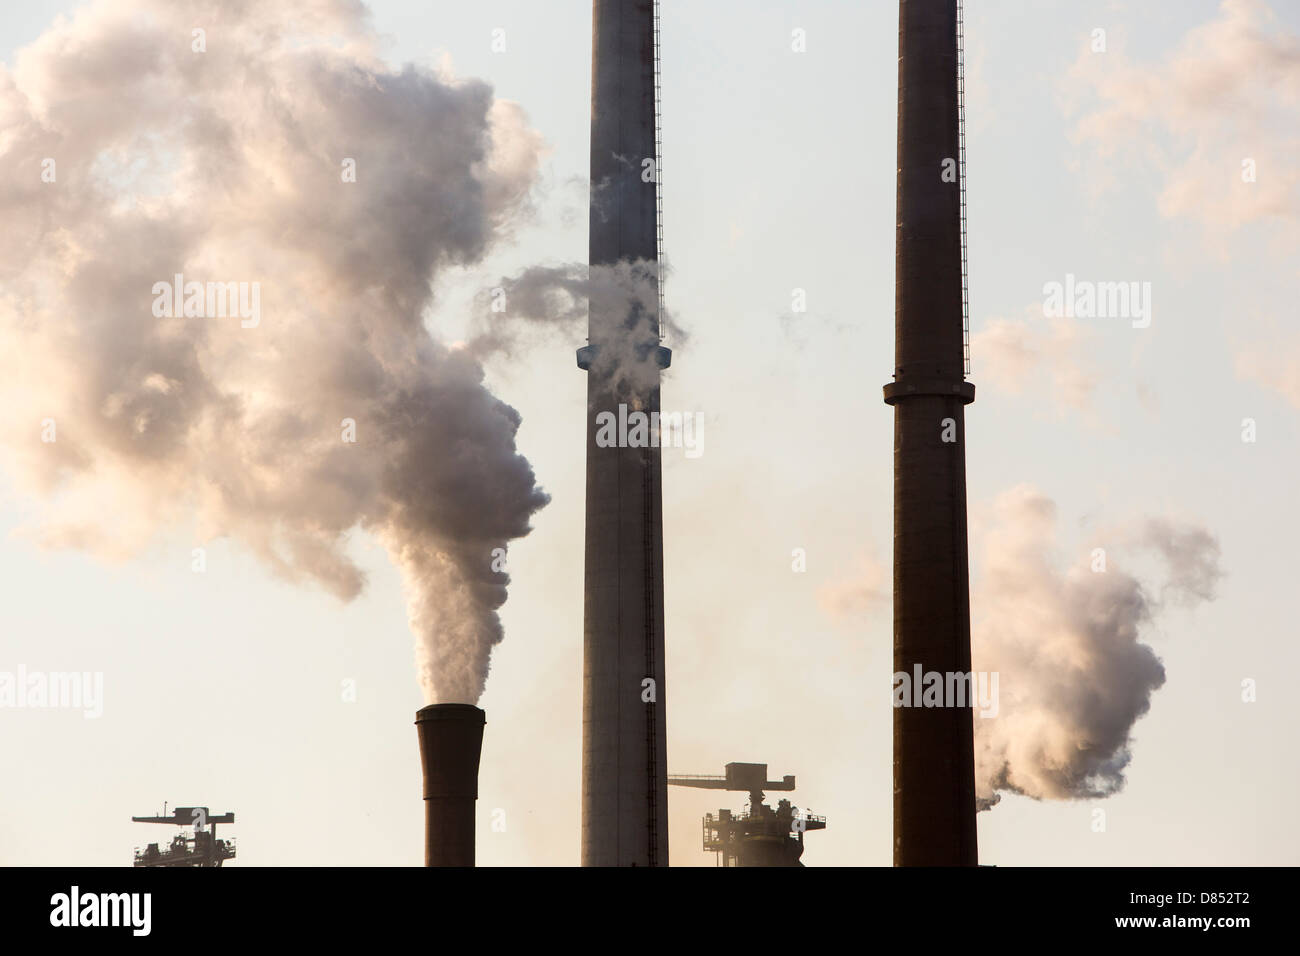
653,0,666,342
956,0,970,376
645,3,664,868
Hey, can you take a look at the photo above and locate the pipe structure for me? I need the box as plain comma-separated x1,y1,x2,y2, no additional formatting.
415,703,485,867
883,0,979,866
578,0,670,867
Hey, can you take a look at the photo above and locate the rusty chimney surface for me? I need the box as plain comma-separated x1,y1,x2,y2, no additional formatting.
415,703,485,867
884,0,979,866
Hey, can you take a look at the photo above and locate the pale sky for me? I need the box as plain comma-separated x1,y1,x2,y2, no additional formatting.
1,0,1297,866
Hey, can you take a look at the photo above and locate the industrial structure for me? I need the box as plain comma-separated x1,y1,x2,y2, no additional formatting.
131,805,236,867
670,763,826,867
415,703,485,867
578,0,672,867
119,1,988,873
882,0,979,865
400,0,979,870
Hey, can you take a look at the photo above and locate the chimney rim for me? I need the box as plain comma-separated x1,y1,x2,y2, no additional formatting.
415,703,486,725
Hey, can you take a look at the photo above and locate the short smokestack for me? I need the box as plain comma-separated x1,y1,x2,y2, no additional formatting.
415,704,485,867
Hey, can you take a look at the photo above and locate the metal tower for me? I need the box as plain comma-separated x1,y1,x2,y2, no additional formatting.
670,763,826,867
882,0,979,866
131,805,236,867
578,0,671,867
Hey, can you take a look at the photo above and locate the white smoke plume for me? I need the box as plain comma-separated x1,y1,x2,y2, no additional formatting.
471,260,685,395
0,0,552,704
972,486,1223,810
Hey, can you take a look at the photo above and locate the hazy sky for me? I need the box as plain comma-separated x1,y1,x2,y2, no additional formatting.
2,0,1297,866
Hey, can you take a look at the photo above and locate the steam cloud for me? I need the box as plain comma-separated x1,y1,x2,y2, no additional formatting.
972,486,1223,810
0,0,552,703
471,260,685,396
969,309,1101,415
1066,0,1300,233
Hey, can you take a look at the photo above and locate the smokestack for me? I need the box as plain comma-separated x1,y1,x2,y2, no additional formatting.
883,0,979,866
415,704,485,867
579,0,670,867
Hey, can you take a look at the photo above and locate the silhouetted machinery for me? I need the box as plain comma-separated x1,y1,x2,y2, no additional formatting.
668,763,826,866
132,805,236,867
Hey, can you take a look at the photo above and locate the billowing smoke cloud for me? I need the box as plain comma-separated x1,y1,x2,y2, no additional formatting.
972,486,1223,809
0,0,552,703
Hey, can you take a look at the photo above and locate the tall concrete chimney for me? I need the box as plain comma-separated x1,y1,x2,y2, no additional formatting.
415,703,485,867
883,0,979,866
578,0,670,866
